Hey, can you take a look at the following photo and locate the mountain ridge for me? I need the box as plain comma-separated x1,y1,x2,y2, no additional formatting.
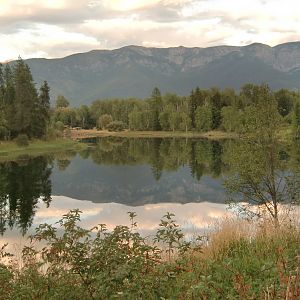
14,41,300,106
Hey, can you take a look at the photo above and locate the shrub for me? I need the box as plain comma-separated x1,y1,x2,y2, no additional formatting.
0,126,8,140
54,121,65,132
15,134,29,147
2,212,300,299
106,121,125,132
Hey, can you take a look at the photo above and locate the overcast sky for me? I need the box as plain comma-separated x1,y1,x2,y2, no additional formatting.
1,0,300,62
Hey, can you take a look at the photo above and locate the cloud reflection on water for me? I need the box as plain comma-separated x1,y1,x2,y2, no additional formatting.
3,195,232,249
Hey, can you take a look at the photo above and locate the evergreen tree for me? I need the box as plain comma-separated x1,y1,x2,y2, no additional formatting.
189,89,196,128
210,89,222,129
0,64,6,139
31,81,51,137
3,65,15,138
150,87,162,131
195,105,212,131
13,57,38,137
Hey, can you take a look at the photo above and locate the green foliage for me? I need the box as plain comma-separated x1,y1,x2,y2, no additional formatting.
0,59,51,140
292,101,300,140
179,112,191,132
210,89,222,129
54,121,65,132
169,111,181,131
15,134,29,147
275,88,296,117
155,212,191,261
0,126,8,140
49,84,300,134
76,105,90,129
149,87,163,131
1,211,300,299
224,85,300,223
106,121,125,132
55,95,69,108
129,112,144,130
159,111,170,130
221,106,243,132
195,105,212,131
97,114,113,130
31,80,51,138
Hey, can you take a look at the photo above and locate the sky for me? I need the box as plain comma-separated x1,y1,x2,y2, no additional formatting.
0,0,300,62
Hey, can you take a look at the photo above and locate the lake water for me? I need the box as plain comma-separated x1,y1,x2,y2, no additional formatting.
1,137,237,246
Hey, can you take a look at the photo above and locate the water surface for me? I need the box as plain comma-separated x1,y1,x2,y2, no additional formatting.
0,137,235,243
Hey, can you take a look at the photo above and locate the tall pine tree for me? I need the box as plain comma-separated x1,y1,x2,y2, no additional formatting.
31,81,51,137
150,87,162,131
13,57,38,137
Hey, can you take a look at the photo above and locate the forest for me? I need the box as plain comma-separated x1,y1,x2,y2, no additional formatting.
1,59,300,142
53,84,300,138
0,59,50,142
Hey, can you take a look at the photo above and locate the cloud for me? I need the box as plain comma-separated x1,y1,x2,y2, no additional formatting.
0,0,299,62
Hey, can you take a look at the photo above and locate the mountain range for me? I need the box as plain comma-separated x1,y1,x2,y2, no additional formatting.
22,42,300,106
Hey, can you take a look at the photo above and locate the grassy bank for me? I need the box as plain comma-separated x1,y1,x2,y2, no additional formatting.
70,129,238,140
1,211,300,299
0,138,87,161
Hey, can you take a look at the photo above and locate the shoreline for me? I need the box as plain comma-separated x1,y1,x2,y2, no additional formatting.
0,138,87,162
69,129,238,140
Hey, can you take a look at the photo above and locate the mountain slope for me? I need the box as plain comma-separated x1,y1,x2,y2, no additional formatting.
23,42,300,106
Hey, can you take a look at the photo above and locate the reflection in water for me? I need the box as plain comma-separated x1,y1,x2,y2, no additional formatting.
0,156,52,235
2,196,232,248
0,138,229,236
87,138,227,180
1,137,300,238
52,138,228,205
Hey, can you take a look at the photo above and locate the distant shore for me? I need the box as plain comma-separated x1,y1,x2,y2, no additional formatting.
69,129,238,140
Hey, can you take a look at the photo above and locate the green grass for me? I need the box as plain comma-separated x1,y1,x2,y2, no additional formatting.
0,138,87,161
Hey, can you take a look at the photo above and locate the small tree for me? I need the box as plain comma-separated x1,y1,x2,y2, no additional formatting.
221,106,242,132
225,84,300,226
106,121,125,132
56,95,69,108
292,101,300,140
179,112,191,132
97,114,113,130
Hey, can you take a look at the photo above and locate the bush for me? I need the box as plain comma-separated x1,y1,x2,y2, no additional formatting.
0,126,8,140
45,127,63,140
106,121,125,132
15,134,29,147
2,211,300,299
54,121,65,132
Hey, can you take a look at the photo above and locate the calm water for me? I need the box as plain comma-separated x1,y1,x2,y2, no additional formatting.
1,137,237,245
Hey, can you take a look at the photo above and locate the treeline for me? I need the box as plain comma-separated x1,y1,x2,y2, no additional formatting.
0,58,50,140
53,85,300,134
2,58,300,141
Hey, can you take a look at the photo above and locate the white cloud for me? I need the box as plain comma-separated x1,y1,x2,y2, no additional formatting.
0,24,99,61
0,0,299,62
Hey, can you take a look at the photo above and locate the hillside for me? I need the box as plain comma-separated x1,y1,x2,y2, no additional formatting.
22,42,300,106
